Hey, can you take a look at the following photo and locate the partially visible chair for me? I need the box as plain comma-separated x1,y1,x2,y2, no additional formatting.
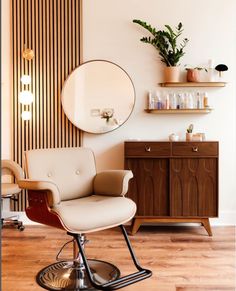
1,160,25,231
19,147,152,290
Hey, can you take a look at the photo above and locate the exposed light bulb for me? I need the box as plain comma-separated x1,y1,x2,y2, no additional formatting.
19,90,33,104
21,111,31,120
20,75,31,85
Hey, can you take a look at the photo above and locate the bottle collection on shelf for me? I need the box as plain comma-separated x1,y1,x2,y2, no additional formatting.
147,91,209,110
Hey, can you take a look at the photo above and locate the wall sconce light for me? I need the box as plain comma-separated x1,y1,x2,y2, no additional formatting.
20,46,34,120
19,90,33,105
21,111,31,121
20,74,31,85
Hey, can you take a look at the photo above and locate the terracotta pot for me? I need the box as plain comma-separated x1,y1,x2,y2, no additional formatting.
163,66,180,82
186,69,200,82
186,133,193,141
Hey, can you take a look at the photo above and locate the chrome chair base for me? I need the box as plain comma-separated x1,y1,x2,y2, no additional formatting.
36,259,120,291
1,215,25,231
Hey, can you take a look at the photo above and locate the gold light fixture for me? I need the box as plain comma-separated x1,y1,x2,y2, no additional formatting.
20,46,34,120
22,48,34,61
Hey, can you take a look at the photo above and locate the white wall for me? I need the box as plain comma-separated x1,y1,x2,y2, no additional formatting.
1,0,12,160
1,0,236,225
82,0,236,225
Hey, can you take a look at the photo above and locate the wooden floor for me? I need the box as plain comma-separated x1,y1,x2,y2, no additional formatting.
2,225,235,291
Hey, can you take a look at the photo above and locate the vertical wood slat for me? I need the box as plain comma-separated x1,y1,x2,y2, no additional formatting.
12,0,82,211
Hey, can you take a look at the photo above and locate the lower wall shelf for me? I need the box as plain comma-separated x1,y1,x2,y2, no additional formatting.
145,108,213,114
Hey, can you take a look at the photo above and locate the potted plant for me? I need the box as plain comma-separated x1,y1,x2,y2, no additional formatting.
186,124,194,141
133,19,189,82
185,66,207,82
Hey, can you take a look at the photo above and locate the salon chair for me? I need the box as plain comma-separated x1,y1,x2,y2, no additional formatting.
1,160,25,231
19,147,151,290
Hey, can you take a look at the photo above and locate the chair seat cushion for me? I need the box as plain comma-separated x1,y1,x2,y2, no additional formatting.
52,195,136,233
1,183,21,196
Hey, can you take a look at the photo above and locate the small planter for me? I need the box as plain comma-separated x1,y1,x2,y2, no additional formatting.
164,66,180,82
186,133,193,141
186,69,200,82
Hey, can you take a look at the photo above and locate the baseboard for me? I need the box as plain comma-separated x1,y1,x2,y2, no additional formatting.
210,211,236,226
16,211,236,226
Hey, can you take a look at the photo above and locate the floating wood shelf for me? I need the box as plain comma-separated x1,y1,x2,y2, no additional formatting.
159,82,226,87
145,108,213,114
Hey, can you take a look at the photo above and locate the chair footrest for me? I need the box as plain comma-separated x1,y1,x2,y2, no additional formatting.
101,269,152,290
71,224,152,290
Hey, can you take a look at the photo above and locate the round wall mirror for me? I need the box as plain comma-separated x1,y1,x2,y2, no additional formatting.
61,60,135,134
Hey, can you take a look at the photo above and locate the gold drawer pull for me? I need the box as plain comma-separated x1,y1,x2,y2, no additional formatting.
192,146,198,152
145,146,151,152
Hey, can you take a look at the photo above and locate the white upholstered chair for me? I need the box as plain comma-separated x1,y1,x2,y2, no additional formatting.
1,160,25,231
19,147,151,290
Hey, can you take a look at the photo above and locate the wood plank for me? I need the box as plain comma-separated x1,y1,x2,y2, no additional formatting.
12,0,82,211
159,82,226,87
145,109,213,114
2,226,235,291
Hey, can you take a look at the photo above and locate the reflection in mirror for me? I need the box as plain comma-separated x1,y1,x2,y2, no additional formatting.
61,60,135,134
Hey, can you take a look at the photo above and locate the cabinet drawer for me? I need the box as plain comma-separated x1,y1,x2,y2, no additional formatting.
125,142,171,157
172,142,218,157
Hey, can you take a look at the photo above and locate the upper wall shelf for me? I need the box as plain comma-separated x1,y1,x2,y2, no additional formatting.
159,82,226,88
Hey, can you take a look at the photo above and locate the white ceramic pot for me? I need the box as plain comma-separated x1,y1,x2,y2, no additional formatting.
169,133,179,142
164,66,180,83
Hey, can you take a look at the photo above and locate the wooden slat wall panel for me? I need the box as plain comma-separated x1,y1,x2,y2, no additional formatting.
12,0,82,211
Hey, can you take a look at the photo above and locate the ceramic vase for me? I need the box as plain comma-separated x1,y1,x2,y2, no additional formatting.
186,133,193,141
164,66,180,83
186,69,200,82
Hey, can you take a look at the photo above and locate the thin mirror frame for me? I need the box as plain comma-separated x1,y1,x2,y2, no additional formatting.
61,60,136,134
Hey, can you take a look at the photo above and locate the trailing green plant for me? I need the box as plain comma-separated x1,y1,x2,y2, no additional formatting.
185,65,207,72
187,124,194,133
133,19,189,67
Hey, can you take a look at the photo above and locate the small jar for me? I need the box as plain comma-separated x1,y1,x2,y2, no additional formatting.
186,132,193,141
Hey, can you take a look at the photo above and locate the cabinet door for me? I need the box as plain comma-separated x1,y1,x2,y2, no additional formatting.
125,158,169,216
170,158,218,217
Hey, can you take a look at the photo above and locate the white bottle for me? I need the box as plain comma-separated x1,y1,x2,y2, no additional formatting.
165,94,170,110
179,94,185,109
170,93,177,109
196,92,200,109
188,92,194,109
208,59,215,82
196,92,203,109
176,93,182,109
148,91,154,109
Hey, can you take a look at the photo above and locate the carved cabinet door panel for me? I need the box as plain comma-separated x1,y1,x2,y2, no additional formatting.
170,158,218,217
125,158,169,216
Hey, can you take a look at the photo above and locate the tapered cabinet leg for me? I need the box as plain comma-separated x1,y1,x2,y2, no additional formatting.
131,218,142,235
201,218,212,236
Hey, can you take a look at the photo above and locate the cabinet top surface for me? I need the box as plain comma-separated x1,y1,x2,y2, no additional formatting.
124,140,219,143
125,141,219,157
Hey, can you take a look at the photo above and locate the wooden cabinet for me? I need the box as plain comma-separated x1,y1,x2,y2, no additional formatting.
125,141,219,236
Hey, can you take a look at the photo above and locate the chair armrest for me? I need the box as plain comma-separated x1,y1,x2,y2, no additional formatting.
2,160,24,181
18,179,61,207
94,170,133,197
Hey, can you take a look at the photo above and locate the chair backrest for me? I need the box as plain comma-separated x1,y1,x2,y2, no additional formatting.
25,147,97,201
